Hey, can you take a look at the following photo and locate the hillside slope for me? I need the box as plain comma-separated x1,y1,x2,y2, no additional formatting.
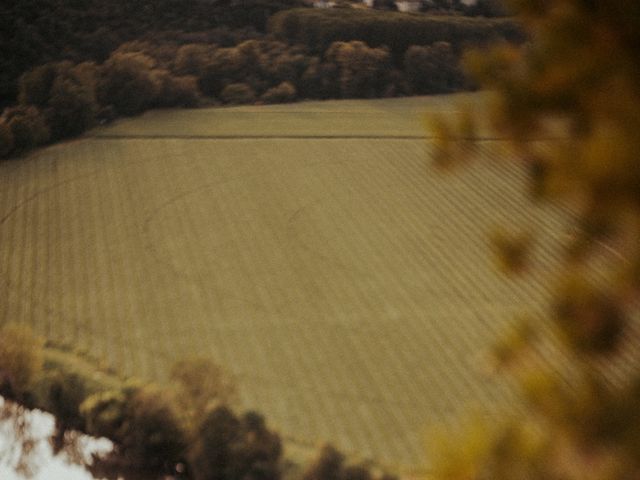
0,94,573,472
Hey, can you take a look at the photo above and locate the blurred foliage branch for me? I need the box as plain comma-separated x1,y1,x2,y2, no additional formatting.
431,1,640,479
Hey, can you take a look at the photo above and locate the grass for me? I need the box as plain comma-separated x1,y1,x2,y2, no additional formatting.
0,94,572,472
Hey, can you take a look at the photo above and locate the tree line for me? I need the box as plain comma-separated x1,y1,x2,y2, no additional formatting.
0,36,467,159
0,323,398,480
0,0,308,105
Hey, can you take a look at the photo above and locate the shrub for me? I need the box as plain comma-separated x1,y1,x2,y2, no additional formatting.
174,44,218,76
264,50,311,85
268,8,523,59
299,58,340,99
197,47,249,97
302,444,398,480
3,105,50,150
37,369,92,454
0,120,15,158
151,70,200,108
220,82,256,104
170,356,237,425
81,383,187,473
325,41,392,98
16,62,97,140
46,70,98,140
261,81,297,104
403,42,465,94
96,52,160,116
188,406,282,480
0,323,44,402
18,63,58,107
113,40,179,71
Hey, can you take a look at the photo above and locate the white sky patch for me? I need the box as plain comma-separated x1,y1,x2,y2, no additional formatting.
0,399,112,480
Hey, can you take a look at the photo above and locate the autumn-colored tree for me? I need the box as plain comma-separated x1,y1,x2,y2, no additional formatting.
432,1,640,479
325,41,392,99
0,324,44,403
3,105,50,150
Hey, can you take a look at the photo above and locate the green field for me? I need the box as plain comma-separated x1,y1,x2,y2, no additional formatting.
0,94,572,472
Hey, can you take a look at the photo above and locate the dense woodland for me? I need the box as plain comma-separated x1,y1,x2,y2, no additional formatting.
0,0,522,159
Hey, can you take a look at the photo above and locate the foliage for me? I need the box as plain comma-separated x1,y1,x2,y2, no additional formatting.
2,105,50,151
404,42,465,94
46,67,98,139
0,120,15,158
325,41,392,98
433,1,640,479
18,64,59,108
302,444,397,480
188,406,282,480
170,356,237,426
151,70,201,109
81,383,187,474
261,81,297,104
220,83,257,105
96,52,160,116
175,44,219,77
17,61,98,140
0,0,303,104
198,47,250,97
0,324,44,403
268,8,523,59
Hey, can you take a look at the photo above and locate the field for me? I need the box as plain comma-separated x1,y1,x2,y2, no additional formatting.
0,94,573,472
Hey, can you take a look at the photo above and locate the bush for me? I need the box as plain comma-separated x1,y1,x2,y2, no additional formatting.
174,44,218,76
96,52,160,116
325,41,392,98
3,105,50,150
299,58,340,99
197,47,249,97
188,406,282,480
403,42,465,94
46,71,98,140
0,324,44,402
18,63,58,107
151,70,200,108
220,82,256,104
268,8,523,59
17,62,98,140
302,444,397,480
170,356,237,425
261,81,297,104
0,120,15,158
82,383,187,474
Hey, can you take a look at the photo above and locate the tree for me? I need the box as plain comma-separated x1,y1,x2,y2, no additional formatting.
403,42,464,95
0,324,44,403
0,120,15,158
17,61,98,141
81,383,187,475
46,69,98,139
302,444,397,480
432,1,640,479
325,41,392,99
3,105,50,150
187,406,282,480
96,52,160,116
220,83,257,104
171,356,237,426
260,81,297,104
